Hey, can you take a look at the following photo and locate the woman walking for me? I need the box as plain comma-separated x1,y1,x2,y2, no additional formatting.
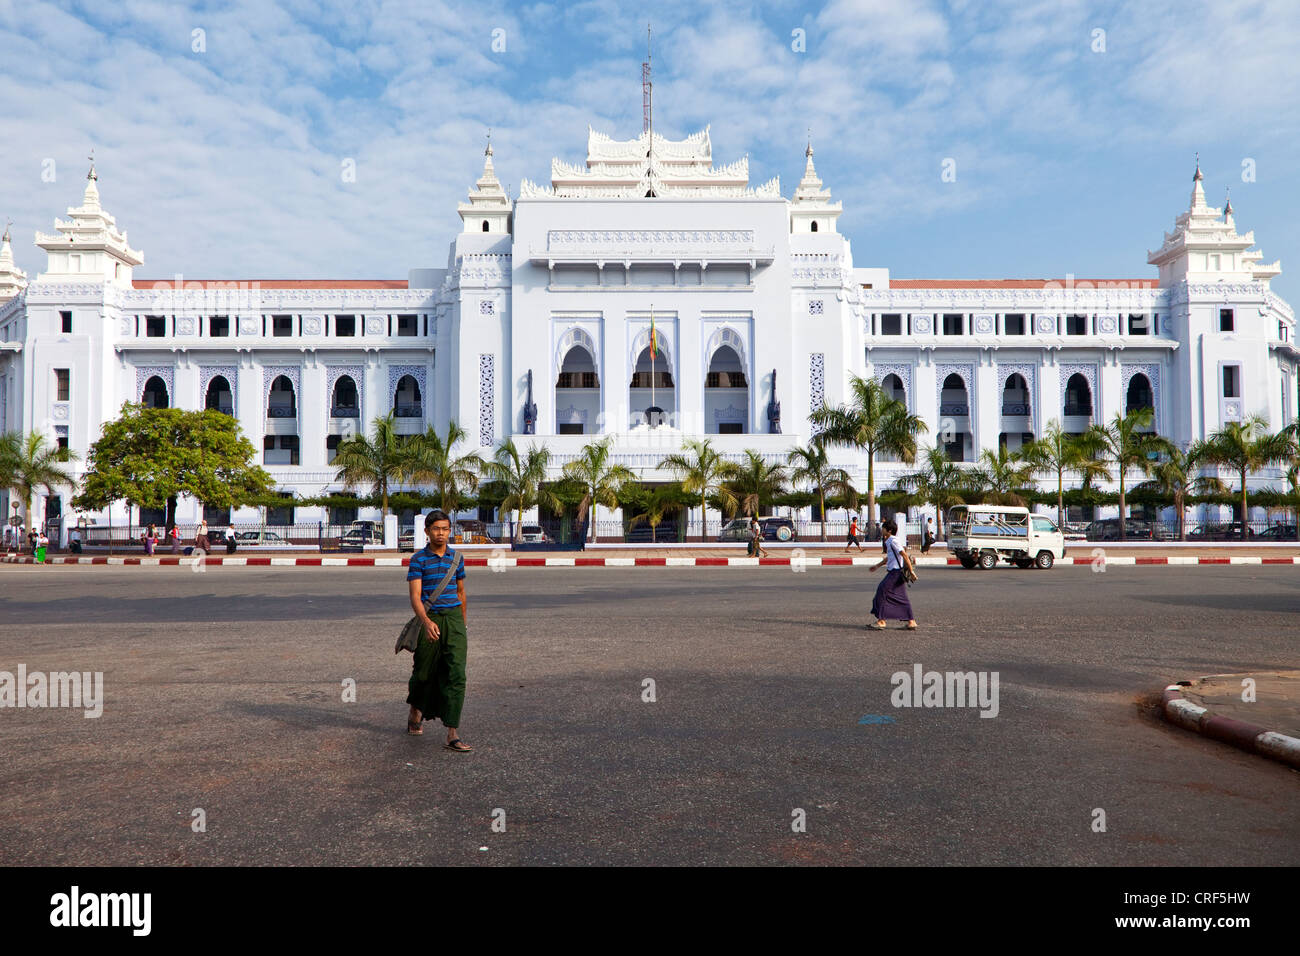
868,518,917,630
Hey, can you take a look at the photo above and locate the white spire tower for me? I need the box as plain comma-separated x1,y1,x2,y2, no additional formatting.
789,135,842,234
34,154,143,285
457,131,513,234
0,219,28,301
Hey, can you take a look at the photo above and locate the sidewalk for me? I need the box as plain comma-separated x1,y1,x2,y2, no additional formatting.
1163,672,1300,769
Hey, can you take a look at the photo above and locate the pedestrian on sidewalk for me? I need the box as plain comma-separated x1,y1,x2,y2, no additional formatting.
69,526,82,554
921,517,935,554
35,530,49,564
196,518,210,553
143,524,157,556
749,514,769,558
844,515,863,553
168,524,180,554
405,510,472,752
868,517,917,631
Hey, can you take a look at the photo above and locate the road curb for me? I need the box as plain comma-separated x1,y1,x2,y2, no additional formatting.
1162,683,1300,770
3,554,1299,569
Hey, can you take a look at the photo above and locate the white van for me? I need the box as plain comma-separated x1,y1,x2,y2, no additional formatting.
947,505,1066,570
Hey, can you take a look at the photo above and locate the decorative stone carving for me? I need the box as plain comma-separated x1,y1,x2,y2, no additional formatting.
713,404,745,423
135,366,175,402
704,326,748,370
366,316,384,335
479,354,494,446
808,299,824,315
200,365,239,412
1097,314,1118,334
555,327,598,372
973,313,994,334
302,315,323,336
767,368,781,434
1059,364,1098,417
1036,314,1057,334
239,316,258,335
912,314,933,334
809,353,825,433
326,365,364,414
1121,363,1161,431
387,365,427,409
935,364,974,417
996,363,1038,429
523,369,537,435
261,366,301,410
52,402,69,421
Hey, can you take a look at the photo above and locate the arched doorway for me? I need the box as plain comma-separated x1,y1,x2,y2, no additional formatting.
1064,373,1093,424
629,344,674,428
881,373,905,405
940,373,970,460
331,375,359,418
705,345,748,434
1001,373,1029,416
142,375,169,409
205,376,233,415
1126,373,1153,414
268,375,296,418
555,345,599,435
393,374,422,418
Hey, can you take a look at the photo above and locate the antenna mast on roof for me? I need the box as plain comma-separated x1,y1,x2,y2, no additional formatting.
642,24,653,137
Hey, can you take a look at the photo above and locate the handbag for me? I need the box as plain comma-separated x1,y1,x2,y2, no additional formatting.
395,552,464,654
893,538,919,584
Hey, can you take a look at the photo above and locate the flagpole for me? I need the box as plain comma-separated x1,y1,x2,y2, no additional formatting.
650,304,655,423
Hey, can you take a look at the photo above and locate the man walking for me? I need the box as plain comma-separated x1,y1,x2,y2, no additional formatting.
921,517,935,554
405,510,472,752
749,514,769,558
844,515,863,553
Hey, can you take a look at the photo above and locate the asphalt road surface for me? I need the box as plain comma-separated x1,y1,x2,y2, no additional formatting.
1,564,1296,866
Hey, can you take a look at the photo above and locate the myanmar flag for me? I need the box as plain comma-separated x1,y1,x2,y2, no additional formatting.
649,313,657,357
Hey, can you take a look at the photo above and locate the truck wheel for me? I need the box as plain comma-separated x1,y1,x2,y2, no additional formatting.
978,550,998,570
1035,550,1054,570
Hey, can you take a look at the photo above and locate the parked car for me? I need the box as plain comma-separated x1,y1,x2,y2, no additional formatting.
340,527,382,545
1188,522,1254,541
718,516,798,542
234,530,286,545
1062,522,1089,542
1085,518,1154,541
519,524,550,544
398,528,415,552
453,520,495,544
1255,523,1298,540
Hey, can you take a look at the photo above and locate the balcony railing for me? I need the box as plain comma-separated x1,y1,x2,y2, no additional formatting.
206,404,234,416
393,403,423,418
267,406,297,418
630,372,674,389
330,405,360,418
1063,404,1092,417
1001,402,1031,416
939,403,969,416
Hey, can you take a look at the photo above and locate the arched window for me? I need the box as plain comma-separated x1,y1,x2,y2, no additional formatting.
205,376,233,415
331,375,359,417
705,345,748,434
811,221,819,233
268,375,296,417
1002,373,1029,415
1125,373,1153,414
394,375,422,417
482,220,490,232
881,373,905,404
940,373,969,416
1064,373,1092,418
556,346,599,434
142,375,169,409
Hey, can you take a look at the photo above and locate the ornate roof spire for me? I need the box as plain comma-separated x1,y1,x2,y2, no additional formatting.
1223,187,1233,219
1193,152,1202,182
0,216,28,301
1189,152,1207,211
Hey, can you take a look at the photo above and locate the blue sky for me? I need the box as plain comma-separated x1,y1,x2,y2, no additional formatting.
2,0,1297,303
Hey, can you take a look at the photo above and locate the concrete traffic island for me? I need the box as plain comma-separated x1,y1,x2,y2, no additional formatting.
1163,672,1300,769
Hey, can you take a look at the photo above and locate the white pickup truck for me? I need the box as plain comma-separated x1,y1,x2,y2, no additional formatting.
947,505,1066,570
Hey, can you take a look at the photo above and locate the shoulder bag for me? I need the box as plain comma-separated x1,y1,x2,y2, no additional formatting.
395,552,464,654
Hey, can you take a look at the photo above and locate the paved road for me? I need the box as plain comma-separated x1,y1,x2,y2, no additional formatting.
1,564,1296,866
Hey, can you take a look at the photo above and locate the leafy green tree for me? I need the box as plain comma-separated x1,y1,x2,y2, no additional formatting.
971,445,1036,507
561,437,636,543
724,449,789,518
658,438,739,541
1086,407,1175,541
483,439,560,543
786,439,857,542
73,404,269,528
1022,419,1109,529
332,413,410,524
8,431,79,533
1132,441,1224,540
404,419,484,520
1201,414,1297,540
809,373,927,537
896,444,969,540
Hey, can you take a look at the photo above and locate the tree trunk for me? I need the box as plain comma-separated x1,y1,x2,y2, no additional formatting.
1241,474,1249,540
1118,470,1126,542
819,488,827,543
866,448,877,537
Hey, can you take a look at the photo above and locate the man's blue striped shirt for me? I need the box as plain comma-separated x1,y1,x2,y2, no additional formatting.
407,545,466,610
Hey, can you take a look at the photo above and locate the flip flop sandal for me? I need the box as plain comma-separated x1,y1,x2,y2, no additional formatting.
444,738,473,752
866,622,888,630
407,721,423,735
905,623,918,630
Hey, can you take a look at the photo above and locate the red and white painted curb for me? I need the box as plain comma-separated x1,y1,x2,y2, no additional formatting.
1163,683,1300,770
4,554,1299,569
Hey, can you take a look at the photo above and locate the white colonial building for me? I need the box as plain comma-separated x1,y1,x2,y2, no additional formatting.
0,130,1296,538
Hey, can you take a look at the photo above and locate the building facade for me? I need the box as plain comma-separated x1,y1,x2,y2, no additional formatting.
1,130,1296,537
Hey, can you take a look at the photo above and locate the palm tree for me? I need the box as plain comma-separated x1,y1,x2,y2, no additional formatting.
786,439,857,542
1086,407,1175,541
725,449,789,518
405,420,484,521
561,437,636,543
482,439,559,543
332,413,411,525
1022,419,1108,530
658,438,739,541
971,446,1036,506
809,373,927,537
625,484,690,544
6,431,78,534
1133,441,1224,540
1201,415,1297,540
897,444,968,540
